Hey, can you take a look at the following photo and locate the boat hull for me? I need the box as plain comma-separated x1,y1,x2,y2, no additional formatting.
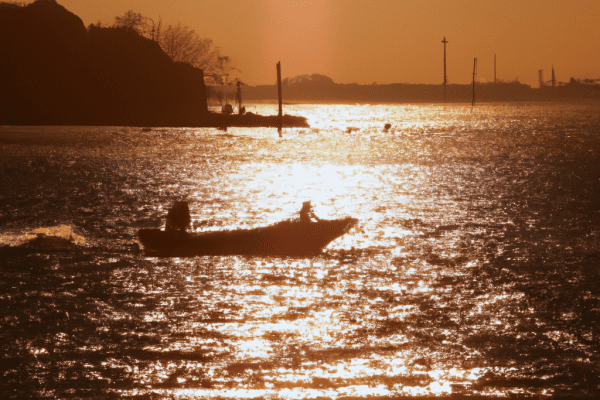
138,217,358,257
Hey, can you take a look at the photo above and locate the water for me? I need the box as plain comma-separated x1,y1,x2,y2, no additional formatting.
1,102,600,398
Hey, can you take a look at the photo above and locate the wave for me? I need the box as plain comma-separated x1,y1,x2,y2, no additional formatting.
0,225,85,251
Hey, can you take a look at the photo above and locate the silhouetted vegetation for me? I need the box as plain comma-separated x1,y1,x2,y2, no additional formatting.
112,10,232,84
0,0,308,127
0,0,207,126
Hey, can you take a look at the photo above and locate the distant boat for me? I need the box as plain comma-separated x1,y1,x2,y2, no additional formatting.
138,217,358,257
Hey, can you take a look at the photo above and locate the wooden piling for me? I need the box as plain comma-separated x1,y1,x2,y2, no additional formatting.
494,54,496,84
277,61,282,137
471,58,477,110
236,80,243,115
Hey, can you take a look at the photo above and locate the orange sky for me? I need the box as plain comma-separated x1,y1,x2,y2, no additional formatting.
55,0,600,86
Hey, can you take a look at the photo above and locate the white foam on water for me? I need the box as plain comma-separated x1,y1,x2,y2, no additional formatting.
0,225,86,247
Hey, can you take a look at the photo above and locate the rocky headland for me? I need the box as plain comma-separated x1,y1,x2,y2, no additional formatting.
0,0,308,128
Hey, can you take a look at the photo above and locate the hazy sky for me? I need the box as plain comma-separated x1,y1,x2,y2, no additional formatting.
55,0,600,86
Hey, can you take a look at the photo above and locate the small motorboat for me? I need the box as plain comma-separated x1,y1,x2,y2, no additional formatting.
138,202,358,257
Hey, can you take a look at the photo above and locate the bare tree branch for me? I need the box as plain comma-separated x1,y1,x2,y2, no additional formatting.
113,10,233,83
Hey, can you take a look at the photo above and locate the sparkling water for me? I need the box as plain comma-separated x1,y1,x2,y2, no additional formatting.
1,102,599,398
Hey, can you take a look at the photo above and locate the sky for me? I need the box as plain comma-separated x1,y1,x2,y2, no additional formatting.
53,0,600,86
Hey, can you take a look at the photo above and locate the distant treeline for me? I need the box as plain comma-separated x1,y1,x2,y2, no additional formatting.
0,0,208,126
244,74,600,103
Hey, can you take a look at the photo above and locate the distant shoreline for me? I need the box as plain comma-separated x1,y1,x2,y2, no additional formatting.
238,78,600,104
233,98,600,106
0,112,309,129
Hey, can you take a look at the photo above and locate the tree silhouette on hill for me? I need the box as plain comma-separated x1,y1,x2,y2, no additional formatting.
112,10,232,84
0,0,208,126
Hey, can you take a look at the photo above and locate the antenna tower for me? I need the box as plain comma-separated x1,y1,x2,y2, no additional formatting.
442,36,448,102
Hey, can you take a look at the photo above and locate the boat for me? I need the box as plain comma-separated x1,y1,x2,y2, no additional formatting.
138,217,358,257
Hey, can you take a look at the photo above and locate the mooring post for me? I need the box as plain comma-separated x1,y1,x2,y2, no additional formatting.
237,80,243,115
472,58,477,110
277,61,283,137
494,54,497,84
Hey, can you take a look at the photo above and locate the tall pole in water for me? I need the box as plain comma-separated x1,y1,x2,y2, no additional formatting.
277,61,282,137
442,37,448,102
471,58,477,110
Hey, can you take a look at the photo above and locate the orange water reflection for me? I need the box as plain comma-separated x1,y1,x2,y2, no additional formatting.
123,104,517,396
4,104,596,398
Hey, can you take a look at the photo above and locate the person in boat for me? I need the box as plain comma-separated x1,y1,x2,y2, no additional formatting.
299,201,320,223
165,201,191,232
222,103,233,114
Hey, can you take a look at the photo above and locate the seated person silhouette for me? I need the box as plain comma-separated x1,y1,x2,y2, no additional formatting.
165,201,191,232
299,201,320,223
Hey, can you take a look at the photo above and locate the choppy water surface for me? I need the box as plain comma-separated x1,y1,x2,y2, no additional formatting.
1,103,600,398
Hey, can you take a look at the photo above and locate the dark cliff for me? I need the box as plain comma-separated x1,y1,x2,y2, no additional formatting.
0,0,208,126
